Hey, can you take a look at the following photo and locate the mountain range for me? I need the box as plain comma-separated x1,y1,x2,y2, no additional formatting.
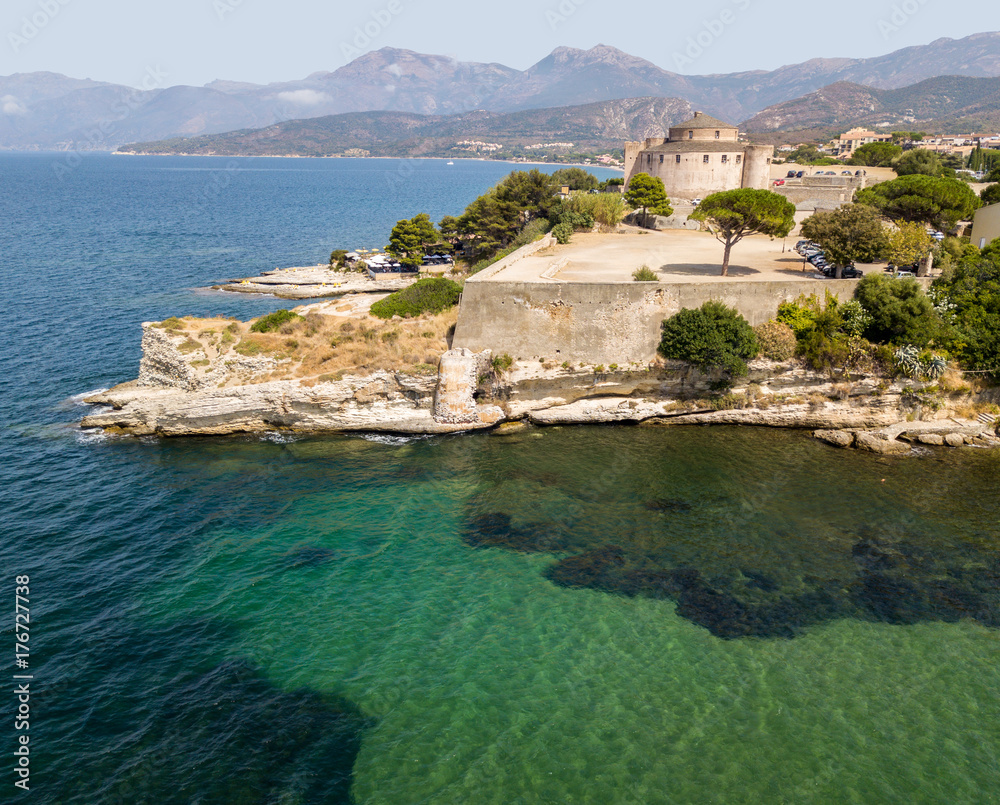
2,32,1000,151
116,98,693,159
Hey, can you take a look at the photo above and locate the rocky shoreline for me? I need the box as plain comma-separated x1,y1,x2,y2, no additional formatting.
212,264,417,299
79,320,1000,453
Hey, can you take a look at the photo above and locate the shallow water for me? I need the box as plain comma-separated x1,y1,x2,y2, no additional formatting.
2,155,998,804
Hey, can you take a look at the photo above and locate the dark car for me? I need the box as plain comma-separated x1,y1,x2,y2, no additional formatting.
795,171,805,178
841,265,864,279
787,170,797,178
807,253,827,265
842,170,853,175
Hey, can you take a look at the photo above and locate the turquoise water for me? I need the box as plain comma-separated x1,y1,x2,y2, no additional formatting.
2,155,999,804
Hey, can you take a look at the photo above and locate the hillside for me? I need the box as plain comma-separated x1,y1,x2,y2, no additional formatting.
743,75,1000,140
117,98,693,159
3,33,1000,150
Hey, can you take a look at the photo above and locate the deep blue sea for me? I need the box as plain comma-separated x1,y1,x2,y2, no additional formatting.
2,153,1000,805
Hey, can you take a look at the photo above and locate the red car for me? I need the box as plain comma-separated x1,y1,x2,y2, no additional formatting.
773,179,785,186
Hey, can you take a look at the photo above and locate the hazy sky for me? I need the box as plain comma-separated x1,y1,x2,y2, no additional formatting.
1,0,995,87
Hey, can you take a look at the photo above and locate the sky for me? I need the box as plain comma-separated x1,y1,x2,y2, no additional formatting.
1,0,996,88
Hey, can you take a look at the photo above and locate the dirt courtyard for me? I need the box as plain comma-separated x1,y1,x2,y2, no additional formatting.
490,229,852,284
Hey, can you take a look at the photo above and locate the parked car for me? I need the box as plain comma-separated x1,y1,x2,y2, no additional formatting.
787,170,798,178
893,269,916,278
841,265,864,279
773,179,785,186
841,170,853,175
795,171,805,178
930,230,945,241
691,198,703,206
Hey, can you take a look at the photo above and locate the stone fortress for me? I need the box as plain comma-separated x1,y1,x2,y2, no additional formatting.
624,112,773,200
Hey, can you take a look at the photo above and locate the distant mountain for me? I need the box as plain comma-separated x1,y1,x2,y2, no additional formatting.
117,97,693,158
743,75,1000,139
3,32,1000,150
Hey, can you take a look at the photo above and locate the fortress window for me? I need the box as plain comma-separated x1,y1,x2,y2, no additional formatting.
675,155,681,163
688,131,694,139
721,155,728,163
703,155,710,163
715,131,720,139
736,154,742,164
659,154,664,164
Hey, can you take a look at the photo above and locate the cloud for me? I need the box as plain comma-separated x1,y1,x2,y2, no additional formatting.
386,63,403,77
276,89,330,106
2,95,27,116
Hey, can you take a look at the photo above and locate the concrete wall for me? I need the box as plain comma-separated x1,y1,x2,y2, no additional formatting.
742,145,773,191
972,202,1000,249
453,279,866,366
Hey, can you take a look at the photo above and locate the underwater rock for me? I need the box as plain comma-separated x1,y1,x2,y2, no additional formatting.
644,498,693,513
281,546,339,569
462,512,572,553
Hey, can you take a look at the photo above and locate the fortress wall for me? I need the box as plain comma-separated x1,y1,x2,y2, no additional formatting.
453,279,866,366
632,152,746,201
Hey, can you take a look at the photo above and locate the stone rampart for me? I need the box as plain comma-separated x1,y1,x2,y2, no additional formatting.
453,278,928,365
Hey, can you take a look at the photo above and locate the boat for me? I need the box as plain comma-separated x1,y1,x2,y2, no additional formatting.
447,161,454,165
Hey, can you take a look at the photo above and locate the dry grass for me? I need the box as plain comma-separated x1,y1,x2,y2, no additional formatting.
154,307,457,385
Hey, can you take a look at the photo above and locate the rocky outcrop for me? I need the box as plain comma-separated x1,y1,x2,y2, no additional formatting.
811,421,1000,456
82,371,488,436
81,328,1000,445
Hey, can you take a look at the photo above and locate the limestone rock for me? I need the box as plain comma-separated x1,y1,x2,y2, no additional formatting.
917,433,945,446
855,432,910,455
814,429,855,448
944,433,967,448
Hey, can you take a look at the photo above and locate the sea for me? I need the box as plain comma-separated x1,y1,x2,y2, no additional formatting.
1,153,999,805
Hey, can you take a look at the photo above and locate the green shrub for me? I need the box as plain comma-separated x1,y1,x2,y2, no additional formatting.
632,265,658,282
329,249,349,268
754,321,797,360
658,301,759,377
776,300,819,338
491,353,514,374
250,309,302,333
155,316,185,331
370,278,463,319
854,273,941,346
551,222,574,244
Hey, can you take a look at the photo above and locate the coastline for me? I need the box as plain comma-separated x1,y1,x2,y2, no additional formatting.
79,316,1000,454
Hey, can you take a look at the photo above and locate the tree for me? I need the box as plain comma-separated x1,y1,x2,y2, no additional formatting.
849,142,902,167
388,213,441,268
968,147,1000,174
624,173,672,227
800,204,889,275
856,175,981,231
550,167,598,192
931,246,1000,375
892,131,926,144
689,189,796,276
988,166,1000,183
854,273,941,346
443,170,559,260
887,221,934,267
982,184,1000,206
893,149,945,177
658,301,759,377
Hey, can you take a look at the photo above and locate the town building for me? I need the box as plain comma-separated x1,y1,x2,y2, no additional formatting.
831,128,894,158
624,112,773,201
972,202,1000,249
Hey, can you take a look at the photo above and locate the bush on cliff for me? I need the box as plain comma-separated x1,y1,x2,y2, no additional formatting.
250,309,302,333
658,301,759,377
370,278,463,320
753,321,797,361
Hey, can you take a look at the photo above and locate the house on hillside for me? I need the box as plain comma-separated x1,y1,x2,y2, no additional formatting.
624,112,773,201
832,128,893,158
972,203,1000,249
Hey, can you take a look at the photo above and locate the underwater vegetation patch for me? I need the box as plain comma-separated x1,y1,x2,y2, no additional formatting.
462,512,1000,639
